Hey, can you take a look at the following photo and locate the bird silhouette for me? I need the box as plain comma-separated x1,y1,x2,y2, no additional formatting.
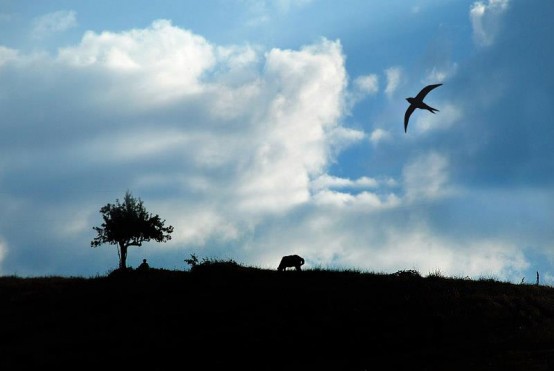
404,83,442,133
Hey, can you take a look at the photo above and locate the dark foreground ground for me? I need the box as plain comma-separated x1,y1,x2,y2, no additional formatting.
1,264,554,370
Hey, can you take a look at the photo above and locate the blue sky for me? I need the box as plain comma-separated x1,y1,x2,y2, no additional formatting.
0,0,553,282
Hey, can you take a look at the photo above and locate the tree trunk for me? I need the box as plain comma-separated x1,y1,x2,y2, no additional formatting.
119,242,128,270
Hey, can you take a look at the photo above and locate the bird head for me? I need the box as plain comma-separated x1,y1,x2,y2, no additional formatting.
406,97,415,104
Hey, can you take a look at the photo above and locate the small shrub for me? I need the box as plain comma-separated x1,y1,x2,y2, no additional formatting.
107,267,134,278
427,269,444,278
478,274,499,283
186,255,244,274
184,254,199,269
393,269,421,278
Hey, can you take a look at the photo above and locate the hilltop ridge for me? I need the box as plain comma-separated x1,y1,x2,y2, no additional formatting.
1,265,553,370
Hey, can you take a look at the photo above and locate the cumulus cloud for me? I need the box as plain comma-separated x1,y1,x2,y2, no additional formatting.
369,128,391,144
239,202,528,281
311,174,379,192
412,102,462,133
0,4,548,283
312,189,400,209
384,66,402,98
470,0,509,47
354,74,379,95
341,226,529,278
57,19,217,106
31,10,77,39
233,38,348,214
402,152,453,202
326,126,366,158
424,64,457,85
0,20,359,275
347,73,379,108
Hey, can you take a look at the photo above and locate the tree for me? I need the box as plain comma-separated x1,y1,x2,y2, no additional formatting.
91,191,174,270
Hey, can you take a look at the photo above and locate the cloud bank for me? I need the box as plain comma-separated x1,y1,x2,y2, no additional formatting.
1,0,551,284
32,10,77,39
0,20,368,276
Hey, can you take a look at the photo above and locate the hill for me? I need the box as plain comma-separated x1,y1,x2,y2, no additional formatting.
1,263,554,370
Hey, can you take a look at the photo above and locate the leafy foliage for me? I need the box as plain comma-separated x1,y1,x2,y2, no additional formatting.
184,254,244,273
393,269,422,278
184,253,199,268
91,191,174,270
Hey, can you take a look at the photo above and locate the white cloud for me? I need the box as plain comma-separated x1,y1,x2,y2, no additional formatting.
0,9,547,282
326,126,366,159
402,152,454,202
354,74,379,95
424,64,457,84
167,208,242,246
240,206,528,282
412,102,462,133
58,19,217,106
68,25,348,232
311,174,379,192
543,272,554,287
80,129,189,164
0,46,18,67
470,0,509,47
32,10,77,39
369,128,391,144
384,66,402,98
347,73,379,108
233,38,348,214
0,20,358,274
341,226,529,278
0,238,7,271
312,189,399,209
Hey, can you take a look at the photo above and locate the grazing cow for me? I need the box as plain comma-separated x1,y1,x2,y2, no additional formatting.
277,255,305,271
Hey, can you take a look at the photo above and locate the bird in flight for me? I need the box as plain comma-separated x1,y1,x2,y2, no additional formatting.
404,83,442,133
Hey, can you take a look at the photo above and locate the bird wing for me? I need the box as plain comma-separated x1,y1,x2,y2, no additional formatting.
404,104,416,133
415,83,442,101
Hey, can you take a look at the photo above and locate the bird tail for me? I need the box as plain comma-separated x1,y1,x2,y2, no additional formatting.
429,106,439,114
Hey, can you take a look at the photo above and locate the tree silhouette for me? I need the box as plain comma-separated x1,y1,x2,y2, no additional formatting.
91,191,174,270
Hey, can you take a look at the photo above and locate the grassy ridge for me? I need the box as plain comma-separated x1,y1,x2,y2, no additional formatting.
1,265,554,370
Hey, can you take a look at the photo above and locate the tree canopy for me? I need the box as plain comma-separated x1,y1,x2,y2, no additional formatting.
91,191,174,270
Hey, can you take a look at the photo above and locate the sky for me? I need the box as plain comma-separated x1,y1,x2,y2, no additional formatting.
0,0,553,282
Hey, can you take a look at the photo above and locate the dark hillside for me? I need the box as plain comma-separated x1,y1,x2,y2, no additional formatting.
1,266,554,370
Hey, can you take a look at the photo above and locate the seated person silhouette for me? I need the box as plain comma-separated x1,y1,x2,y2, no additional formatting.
137,258,150,271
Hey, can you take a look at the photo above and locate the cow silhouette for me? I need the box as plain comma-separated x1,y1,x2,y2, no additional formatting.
277,255,305,271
